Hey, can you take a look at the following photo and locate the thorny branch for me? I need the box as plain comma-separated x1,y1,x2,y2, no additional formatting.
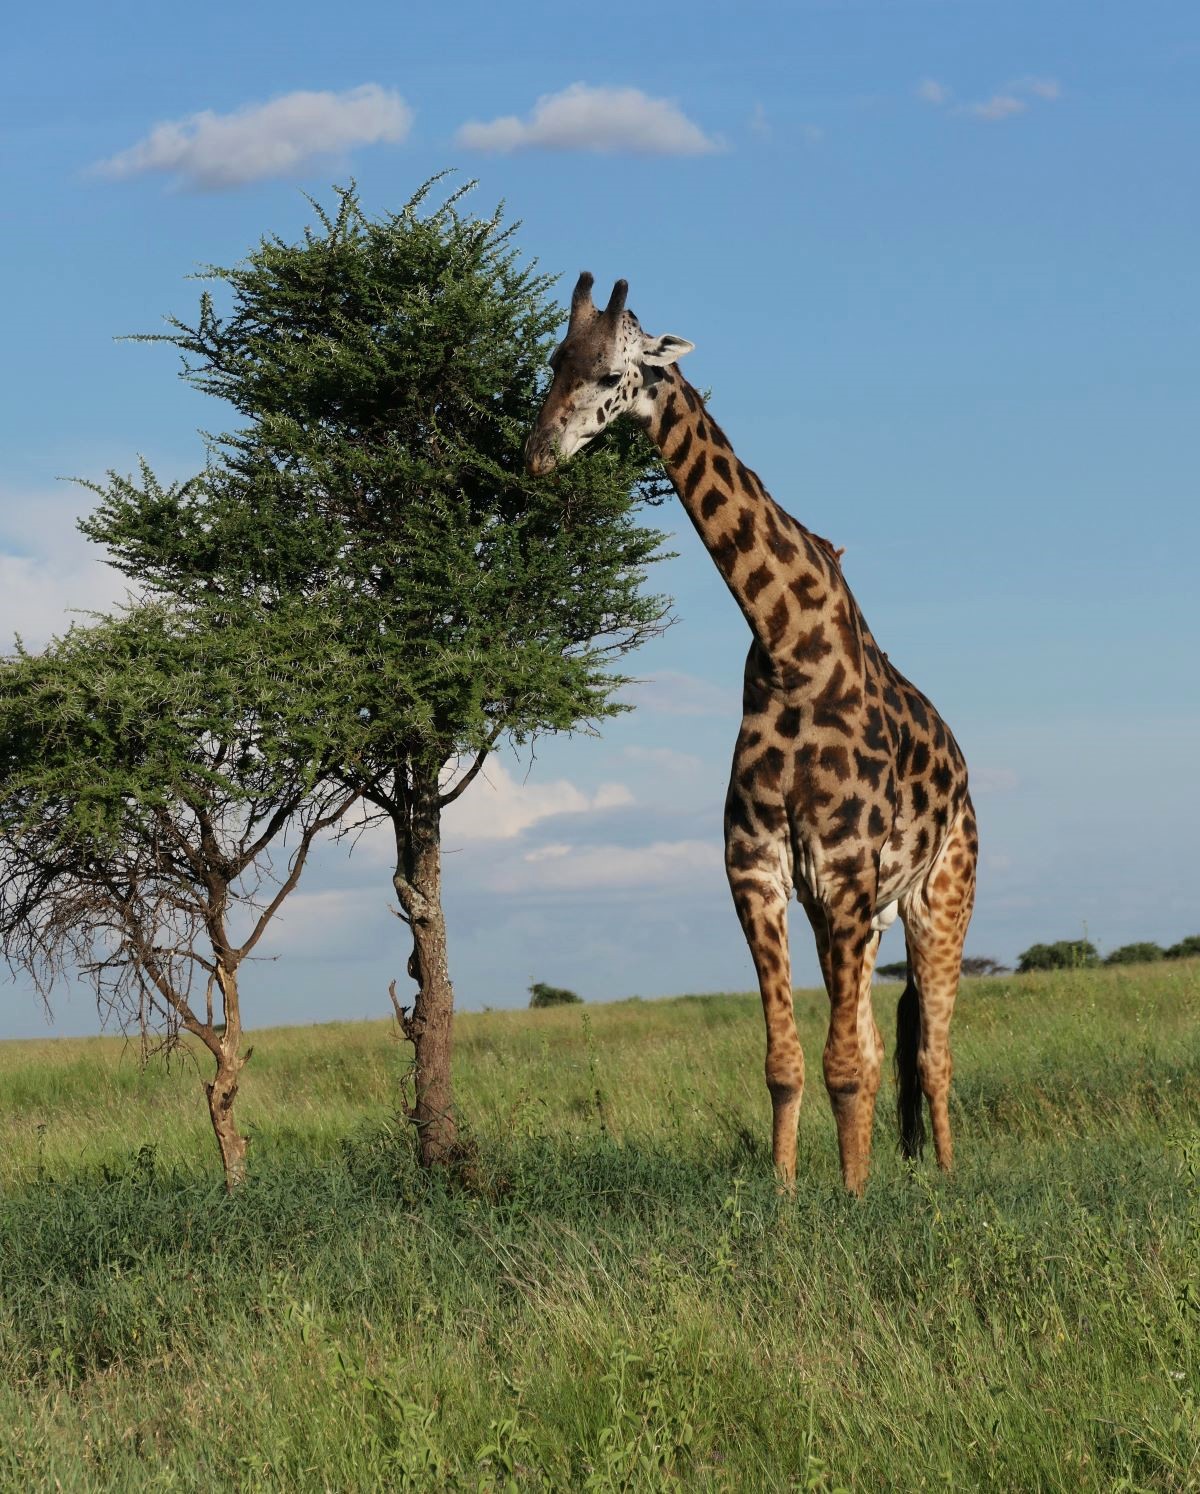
0,773,358,1065
437,724,503,808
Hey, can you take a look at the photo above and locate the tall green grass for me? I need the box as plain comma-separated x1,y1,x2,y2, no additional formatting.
1,962,1198,1490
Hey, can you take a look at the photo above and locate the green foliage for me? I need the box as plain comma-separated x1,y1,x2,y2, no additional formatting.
528,981,582,1008
1017,939,1101,973
61,178,675,1161
875,961,908,981
1105,942,1165,966
0,601,352,1041
961,955,1010,976
79,180,673,769
0,601,349,840
0,961,1197,1489
1166,935,1200,960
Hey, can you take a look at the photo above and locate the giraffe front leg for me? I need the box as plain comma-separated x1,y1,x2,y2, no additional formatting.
825,928,870,1196
854,928,884,1174
804,904,884,1191
728,867,803,1186
803,893,879,1195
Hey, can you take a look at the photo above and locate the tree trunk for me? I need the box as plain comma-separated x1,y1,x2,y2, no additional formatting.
204,964,248,1190
393,764,459,1168
205,1052,247,1189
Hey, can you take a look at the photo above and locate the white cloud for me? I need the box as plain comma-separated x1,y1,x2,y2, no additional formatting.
444,761,633,842
0,488,128,652
491,838,722,893
254,888,370,957
920,74,1061,123
916,78,951,106
1015,76,1061,101
591,782,636,812
340,760,636,862
968,93,1028,122
93,84,413,190
456,83,721,156
523,843,572,863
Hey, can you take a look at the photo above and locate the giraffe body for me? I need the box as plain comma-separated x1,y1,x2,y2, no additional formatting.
525,275,977,1192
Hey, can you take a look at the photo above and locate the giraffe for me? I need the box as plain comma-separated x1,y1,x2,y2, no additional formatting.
525,274,977,1194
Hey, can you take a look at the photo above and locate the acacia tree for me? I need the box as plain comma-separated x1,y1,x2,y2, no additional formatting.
0,603,358,1186
1016,940,1101,973
1104,942,1164,966
79,180,671,1166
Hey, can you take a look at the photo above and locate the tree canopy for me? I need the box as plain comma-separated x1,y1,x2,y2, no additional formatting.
1104,942,1164,966
81,179,672,765
528,982,583,1008
74,178,674,1165
0,601,358,1183
1016,940,1100,973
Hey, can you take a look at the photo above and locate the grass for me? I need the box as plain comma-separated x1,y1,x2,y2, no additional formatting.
1,961,1198,1490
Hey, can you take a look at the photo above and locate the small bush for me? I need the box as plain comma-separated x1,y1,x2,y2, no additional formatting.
875,961,908,982
1104,942,1164,966
1017,940,1100,973
961,956,1010,977
1165,934,1200,960
529,982,583,1009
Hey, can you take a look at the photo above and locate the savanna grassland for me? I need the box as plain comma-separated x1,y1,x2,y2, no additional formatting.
1,962,1198,1491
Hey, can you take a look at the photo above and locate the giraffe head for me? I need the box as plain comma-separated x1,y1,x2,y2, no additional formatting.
524,273,694,476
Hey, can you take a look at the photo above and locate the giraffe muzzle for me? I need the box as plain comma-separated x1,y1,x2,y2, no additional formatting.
523,431,559,477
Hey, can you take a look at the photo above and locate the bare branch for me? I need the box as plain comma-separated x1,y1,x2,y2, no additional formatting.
437,726,503,808
236,789,358,961
237,794,307,877
388,977,418,1046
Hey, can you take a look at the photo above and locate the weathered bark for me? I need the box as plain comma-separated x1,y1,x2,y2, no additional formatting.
205,1050,248,1189
392,764,458,1167
201,964,249,1190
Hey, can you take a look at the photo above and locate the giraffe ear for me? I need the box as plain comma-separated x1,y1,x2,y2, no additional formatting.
641,334,695,367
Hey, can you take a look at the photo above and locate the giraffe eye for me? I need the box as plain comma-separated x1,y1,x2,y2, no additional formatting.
598,372,622,388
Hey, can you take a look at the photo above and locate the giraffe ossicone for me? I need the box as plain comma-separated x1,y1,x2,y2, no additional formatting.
526,273,978,1194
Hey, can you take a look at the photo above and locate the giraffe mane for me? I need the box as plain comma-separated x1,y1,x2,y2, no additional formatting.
811,533,846,567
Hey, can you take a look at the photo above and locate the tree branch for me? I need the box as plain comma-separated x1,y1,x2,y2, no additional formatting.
437,726,503,808
235,789,359,961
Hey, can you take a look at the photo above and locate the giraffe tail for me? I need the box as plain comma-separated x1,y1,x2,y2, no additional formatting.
895,957,925,1158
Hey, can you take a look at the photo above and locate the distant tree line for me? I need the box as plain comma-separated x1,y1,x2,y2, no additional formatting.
877,955,1010,981
1016,935,1200,971
876,934,1200,982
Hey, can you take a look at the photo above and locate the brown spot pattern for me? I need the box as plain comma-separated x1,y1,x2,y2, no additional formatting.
525,344,975,1197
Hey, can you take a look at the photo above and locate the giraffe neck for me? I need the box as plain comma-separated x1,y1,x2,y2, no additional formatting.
637,366,853,673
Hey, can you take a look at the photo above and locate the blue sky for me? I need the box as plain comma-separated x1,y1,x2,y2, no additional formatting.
2,0,1198,1036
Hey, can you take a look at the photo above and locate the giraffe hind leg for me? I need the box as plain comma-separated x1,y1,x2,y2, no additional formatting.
894,956,925,1158
898,808,977,1171
854,928,885,1174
